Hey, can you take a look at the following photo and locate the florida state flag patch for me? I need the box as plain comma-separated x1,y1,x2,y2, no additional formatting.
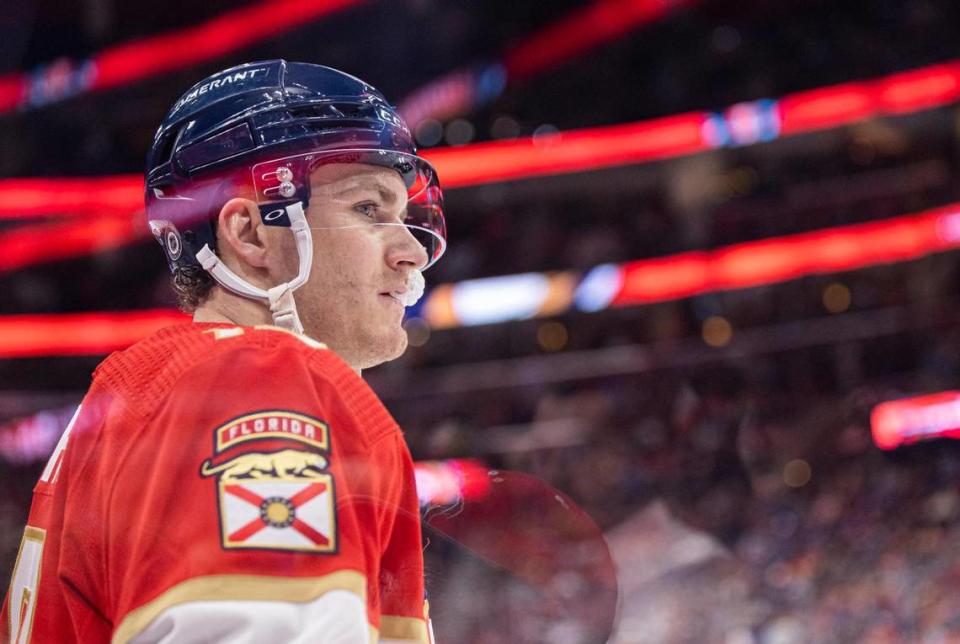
200,410,338,554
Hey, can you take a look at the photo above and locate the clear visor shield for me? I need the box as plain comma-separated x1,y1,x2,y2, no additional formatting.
251,149,447,269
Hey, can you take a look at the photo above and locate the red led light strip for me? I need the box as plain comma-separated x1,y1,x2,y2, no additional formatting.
0,217,143,273
871,391,960,450
399,0,695,127
91,0,361,92
778,61,960,135
613,204,960,306
3,203,959,357
428,111,709,187
0,310,189,358
0,0,362,112
504,0,698,81
0,175,142,219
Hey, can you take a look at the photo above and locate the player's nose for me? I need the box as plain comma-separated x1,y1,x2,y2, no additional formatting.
385,224,429,271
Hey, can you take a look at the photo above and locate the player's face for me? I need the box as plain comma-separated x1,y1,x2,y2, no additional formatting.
292,163,428,370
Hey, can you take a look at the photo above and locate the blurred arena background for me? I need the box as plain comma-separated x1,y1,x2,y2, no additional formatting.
2,0,960,642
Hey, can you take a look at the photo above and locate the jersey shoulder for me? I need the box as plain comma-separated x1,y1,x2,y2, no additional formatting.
201,324,366,394
93,322,394,442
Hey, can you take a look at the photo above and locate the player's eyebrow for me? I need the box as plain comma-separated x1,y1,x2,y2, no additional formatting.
328,179,403,205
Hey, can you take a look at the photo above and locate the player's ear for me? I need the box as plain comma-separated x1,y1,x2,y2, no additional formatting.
216,197,269,269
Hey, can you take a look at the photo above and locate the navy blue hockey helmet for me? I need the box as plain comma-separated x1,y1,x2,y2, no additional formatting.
145,60,446,275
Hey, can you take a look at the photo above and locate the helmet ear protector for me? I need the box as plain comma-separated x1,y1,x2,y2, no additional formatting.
144,60,447,332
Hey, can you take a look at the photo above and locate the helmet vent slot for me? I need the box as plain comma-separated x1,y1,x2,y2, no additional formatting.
287,103,377,121
154,129,180,166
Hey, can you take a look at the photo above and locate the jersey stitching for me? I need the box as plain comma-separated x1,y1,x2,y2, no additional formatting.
306,352,399,446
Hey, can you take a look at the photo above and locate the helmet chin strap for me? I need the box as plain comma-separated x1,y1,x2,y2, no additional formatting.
195,202,313,334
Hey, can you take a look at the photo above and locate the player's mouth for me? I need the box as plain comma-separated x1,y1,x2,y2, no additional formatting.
379,290,407,308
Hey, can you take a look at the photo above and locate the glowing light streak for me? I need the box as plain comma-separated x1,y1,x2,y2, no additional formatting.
872,391,960,450
4,205,960,355
0,0,362,112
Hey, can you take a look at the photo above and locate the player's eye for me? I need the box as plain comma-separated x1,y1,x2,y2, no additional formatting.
354,202,379,219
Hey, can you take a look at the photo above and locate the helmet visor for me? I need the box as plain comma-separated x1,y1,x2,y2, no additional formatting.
251,149,447,269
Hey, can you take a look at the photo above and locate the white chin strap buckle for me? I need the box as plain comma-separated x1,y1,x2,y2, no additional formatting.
195,202,313,334
267,283,304,334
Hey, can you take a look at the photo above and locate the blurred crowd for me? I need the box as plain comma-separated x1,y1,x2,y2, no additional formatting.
410,340,960,643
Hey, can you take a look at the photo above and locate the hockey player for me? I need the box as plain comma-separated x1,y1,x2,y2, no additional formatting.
2,60,445,643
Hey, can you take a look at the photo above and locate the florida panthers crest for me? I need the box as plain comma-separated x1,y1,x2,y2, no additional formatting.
200,410,338,554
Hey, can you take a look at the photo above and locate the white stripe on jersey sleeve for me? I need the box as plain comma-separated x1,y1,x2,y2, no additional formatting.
126,589,368,643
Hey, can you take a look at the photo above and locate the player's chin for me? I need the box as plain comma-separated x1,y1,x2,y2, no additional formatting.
361,326,408,369
383,326,409,360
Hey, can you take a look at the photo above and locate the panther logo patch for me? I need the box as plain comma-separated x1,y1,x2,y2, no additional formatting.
200,411,337,554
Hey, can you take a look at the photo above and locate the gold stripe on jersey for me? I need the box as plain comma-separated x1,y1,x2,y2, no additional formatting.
380,614,431,642
22,526,45,542
202,327,245,341
112,569,367,644
8,527,46,644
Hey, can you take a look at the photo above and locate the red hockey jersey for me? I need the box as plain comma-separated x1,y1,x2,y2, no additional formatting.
2,323,429,643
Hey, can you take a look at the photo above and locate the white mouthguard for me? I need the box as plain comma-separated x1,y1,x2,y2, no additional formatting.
397,270,425,307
